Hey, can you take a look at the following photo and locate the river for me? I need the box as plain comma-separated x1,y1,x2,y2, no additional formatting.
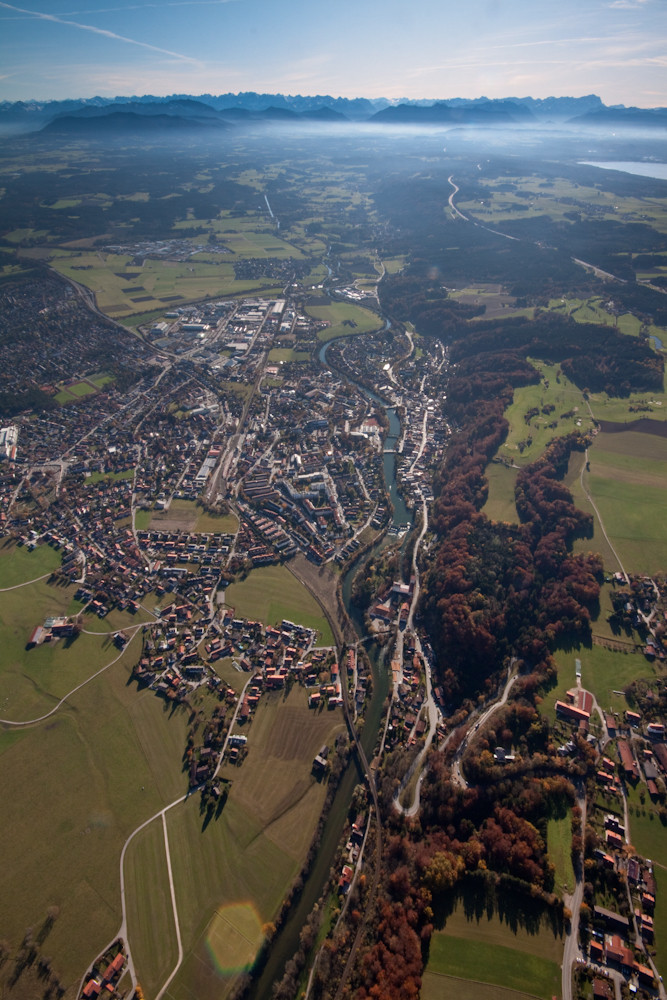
246,335,405,998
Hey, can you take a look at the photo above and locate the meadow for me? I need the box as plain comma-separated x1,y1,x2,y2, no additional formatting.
307,301,382,343
424,900,563,1000
0,539,61,588
225,564,334,645
542,644,658,726
546,813,575,896
570,428,667,575
0,649,191,996
624,786,667,969
165,686,345,1000
51,252,271,319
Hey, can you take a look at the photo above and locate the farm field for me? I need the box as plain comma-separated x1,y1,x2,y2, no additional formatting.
0,652,191,996
421,971,544,1000
457,174,667,233
50,252,271,319
167,685,344,1000
125,820,179,999
0,539,61,588
225,563,334,645
424,900,563,1000
307,301,382,342
572,428,667,574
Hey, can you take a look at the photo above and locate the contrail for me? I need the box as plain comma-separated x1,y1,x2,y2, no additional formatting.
57,1,238,12
0,1,201,62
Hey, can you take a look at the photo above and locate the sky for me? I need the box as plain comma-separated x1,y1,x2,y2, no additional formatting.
0,0,665,107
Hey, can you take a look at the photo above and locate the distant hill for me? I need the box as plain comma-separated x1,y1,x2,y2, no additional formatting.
370,99,535,125
569,106,667,127
41,109,228,135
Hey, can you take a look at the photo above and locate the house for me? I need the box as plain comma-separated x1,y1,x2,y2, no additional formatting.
617,740,638,781
595,908,630,934
555,700,590,726
592,979,613,1000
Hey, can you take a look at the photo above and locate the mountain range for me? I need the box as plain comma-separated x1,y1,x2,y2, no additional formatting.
1,92,666,137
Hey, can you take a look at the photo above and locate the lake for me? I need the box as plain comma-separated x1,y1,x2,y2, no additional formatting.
580,160,667,181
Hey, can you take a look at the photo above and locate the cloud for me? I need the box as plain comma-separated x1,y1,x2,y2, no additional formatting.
0,1,201,62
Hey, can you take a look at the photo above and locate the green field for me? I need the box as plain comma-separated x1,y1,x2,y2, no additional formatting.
0,656,191,994
421,971,546,1000
624,787,667,970
51,252,271,319
547,813,575,896
125,819,179,998
145,499,238,535
543,645,658,725
267,348,311,363
570,428,667,574
482,462,519,524
0,540,62,588
0,573,143,720
425,902,562,1000
307,301,382,342
496,361,593,467
225,564,333,645
167,685,344,1000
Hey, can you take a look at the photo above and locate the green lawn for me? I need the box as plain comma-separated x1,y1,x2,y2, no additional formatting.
225,564,333,645
543,645,657,726
0,540,61,588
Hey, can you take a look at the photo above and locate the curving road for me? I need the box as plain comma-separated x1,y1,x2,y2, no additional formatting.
451,666,517,790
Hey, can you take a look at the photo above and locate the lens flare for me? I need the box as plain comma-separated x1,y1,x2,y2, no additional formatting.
205,902,264,975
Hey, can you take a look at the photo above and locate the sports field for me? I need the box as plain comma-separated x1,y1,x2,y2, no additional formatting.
225,563,333,645
424,902,562,1000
